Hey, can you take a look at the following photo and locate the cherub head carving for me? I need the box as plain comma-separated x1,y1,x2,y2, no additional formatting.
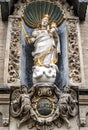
38,87,52,97
51,22,57,28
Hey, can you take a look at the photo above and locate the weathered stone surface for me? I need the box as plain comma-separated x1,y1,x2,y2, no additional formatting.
67,18,82,83
0,93,10,129
9,116,79,130
0,2,88,130
0,6,8,86
80,6,88,88
4,16,21,87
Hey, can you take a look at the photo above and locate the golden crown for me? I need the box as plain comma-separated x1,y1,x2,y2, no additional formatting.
42,14,49,20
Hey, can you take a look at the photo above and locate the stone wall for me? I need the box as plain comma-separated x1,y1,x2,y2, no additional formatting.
0,7,7,86
80,6,88,88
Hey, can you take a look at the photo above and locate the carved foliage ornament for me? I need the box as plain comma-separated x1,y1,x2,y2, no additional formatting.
67,18,81,83
8,18,21,84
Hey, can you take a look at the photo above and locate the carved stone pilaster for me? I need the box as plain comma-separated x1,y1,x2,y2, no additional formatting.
67,18,82,83
4,16,21,87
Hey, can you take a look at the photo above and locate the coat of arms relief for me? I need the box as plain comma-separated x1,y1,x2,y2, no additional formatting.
11,85,78,129
8,0,80,130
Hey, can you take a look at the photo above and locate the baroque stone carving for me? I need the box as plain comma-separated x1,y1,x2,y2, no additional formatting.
0,93,10,127
9,1,79,130
2,118,9,127
28,15,60,85
13,0,66,16
7,4,81,86
11,85,78,129
79,106,88,127
7,18,21,84
0,114,9,127
67,18,81,83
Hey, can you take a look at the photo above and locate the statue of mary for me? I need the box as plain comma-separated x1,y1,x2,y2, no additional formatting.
28,15,61,85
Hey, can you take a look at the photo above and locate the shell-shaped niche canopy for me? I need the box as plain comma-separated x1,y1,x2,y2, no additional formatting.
22,0,66,28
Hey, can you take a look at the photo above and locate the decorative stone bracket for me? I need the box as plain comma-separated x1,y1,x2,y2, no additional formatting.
0,88,10,127
79,89,88,127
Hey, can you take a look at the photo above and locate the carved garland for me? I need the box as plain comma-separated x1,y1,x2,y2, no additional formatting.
7,18,21,84
67,18,81,83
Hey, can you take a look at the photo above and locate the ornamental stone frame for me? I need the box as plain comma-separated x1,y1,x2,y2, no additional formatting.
0,0,87,130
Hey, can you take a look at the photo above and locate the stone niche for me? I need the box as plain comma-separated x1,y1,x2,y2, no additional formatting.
4,1,84,88
1,0,88,130
5,11,80,130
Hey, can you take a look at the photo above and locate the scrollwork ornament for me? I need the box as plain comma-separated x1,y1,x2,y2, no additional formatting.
11,85,78,129
8,18,21,84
